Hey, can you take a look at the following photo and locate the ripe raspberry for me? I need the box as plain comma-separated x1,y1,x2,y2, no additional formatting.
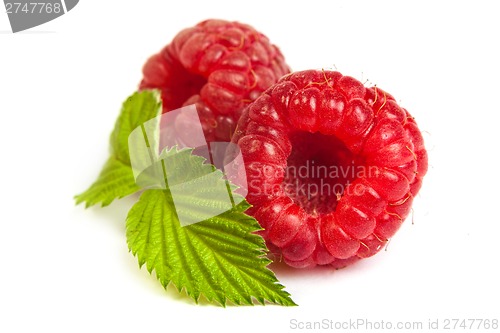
139,19,289,142
232,69,428,268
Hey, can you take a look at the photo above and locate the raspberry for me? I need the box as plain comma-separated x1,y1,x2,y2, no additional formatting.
232,69,428,268
139,19,289,142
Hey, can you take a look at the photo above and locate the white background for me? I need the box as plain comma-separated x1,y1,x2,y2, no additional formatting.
1,1,499,332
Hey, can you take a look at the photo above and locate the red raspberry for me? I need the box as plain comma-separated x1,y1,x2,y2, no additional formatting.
232,69,428,268
139,19,290,142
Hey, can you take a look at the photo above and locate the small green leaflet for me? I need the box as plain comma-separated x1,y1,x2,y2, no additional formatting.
75,90,161,207
74,157,139,208
126,148,296,306
109,90,162,165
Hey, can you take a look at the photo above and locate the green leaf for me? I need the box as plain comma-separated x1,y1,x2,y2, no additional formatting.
126,150,296,306
75,157,140,208
75,90,162,207
110,90,162,165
